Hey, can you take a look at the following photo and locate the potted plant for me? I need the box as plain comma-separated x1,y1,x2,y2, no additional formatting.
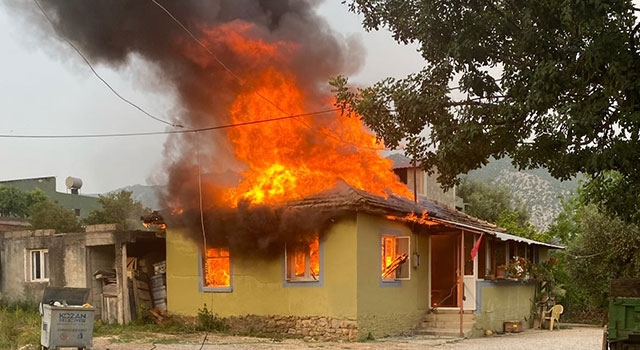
505,256,531,280
485,268,495,280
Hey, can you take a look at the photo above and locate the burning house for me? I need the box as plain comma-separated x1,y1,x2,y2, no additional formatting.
11,0,562,339
165,181,561,340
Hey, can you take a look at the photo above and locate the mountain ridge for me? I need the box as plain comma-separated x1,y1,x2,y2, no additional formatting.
464,157,580,230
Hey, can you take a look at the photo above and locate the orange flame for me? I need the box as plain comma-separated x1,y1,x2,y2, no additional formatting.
309,237,320,278
184,22,411,207
289,236,320,280
205,247,230,287
382,236,396,278
387,211,437,226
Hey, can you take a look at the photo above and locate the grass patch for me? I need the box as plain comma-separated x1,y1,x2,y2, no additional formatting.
0,300,41,349
0,300,232,348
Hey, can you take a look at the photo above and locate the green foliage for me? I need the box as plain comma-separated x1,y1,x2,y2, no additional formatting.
26,188,48,208
545,195,581,245
335,0,640,223
83,190,150,229
29,198,81,232
565,204,640,309
496,210,541,241
544,182,640,321
0,185,29,217
457,178,542,239
0,187,50,218
457,178,518,223
0,300,41,349
0,186,78,231
580,171,640,223
195,304,228,332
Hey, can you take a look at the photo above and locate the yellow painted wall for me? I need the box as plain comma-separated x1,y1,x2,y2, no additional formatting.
355,213,430,339
475,281,537,334
166,216,358,319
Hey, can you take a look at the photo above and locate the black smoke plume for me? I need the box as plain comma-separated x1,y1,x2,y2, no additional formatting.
11,0,363,249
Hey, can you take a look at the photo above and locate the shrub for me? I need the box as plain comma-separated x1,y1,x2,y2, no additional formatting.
195,304,228,332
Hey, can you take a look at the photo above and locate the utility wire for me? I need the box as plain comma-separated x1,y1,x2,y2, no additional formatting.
0,109,339,139
149,0,290,117
33,0,183,128
148,0,384,152
564,251,606,259
26,0,396,152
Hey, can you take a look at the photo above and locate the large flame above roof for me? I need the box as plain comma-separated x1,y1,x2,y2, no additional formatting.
179,22,411,207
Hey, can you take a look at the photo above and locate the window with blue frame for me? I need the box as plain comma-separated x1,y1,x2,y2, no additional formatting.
285,234,320,282
381,234,410,281
203,247,231,289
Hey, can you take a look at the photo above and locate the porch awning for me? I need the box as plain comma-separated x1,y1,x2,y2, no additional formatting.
494,231,564,249
431,218,564,250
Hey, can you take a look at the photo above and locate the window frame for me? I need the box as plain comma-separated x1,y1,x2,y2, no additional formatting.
284,234,323,286
381,233,411,283
28,249,49,282
198,248,233,293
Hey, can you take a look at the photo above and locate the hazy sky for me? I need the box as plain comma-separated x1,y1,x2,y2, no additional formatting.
0,1,424,194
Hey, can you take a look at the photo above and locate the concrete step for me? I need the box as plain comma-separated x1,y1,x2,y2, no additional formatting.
424,313,476,323
414,327,472,338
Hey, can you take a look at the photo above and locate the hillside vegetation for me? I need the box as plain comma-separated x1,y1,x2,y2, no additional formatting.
465,157,580,230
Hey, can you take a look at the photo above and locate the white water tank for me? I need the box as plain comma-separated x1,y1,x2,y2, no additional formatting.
65,177,83,194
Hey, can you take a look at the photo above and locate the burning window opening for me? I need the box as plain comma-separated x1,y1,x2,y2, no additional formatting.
204,247,231,288
381,235,411,281
285,235,320,282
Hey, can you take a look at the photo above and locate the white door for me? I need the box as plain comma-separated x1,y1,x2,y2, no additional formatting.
463,275,476,310
463,233,477,310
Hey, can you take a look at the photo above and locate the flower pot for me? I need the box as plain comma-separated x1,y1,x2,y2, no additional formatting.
496,265,506,279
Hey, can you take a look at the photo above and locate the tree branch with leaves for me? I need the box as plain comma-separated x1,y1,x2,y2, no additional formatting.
333,0,640,222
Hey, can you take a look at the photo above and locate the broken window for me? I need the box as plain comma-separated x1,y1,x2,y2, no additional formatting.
29,249,49,282
203,247,231,288
285,235,320,282
381,235,410,281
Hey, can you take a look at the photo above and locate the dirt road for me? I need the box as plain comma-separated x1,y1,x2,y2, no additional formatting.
92,326,603,350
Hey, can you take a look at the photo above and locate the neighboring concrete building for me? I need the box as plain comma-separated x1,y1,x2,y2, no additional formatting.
0,176,100,218
387,153,461,208
0,224,166,324
165,182,561,340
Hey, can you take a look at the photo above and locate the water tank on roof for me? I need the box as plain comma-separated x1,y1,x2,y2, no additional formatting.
65,177,83,194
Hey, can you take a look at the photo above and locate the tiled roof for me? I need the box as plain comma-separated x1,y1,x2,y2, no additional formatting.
284,181,562,249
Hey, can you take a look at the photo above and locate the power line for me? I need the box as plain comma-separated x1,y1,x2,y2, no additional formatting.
149,0,291,117
26,0,394,152
147,1,386,151
32,0,183,128
0,109,339,139
564,251,606,259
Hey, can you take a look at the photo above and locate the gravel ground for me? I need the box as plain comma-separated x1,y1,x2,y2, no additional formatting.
91,325,604,350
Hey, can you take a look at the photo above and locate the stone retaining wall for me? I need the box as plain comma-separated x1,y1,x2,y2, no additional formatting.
225,315,358,341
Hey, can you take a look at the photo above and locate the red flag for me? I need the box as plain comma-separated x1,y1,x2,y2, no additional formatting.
470,233,484,260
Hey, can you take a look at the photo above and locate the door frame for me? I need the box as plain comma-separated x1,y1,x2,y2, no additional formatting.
463,231,477,311
429,231,477,311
